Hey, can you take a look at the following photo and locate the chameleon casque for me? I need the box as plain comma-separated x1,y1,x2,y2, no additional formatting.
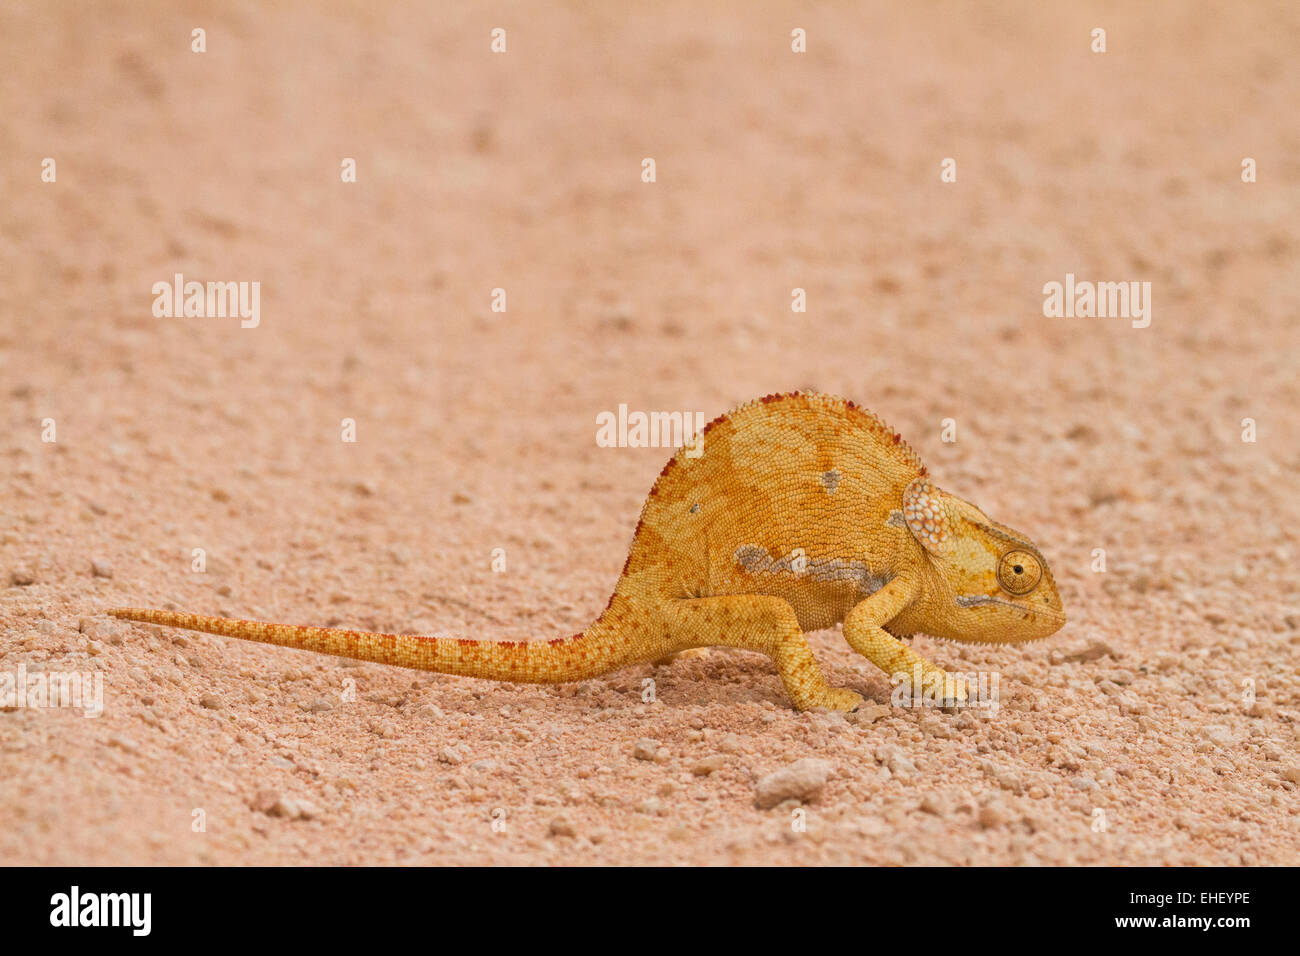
111,392,1065,711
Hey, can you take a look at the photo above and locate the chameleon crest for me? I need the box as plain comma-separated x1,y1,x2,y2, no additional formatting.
111,392,1065,711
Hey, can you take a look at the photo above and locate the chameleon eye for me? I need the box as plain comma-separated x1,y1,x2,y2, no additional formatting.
998,550,1041,595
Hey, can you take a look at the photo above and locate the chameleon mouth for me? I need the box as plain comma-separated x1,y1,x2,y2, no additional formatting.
956,593,1030,613
955,593,1066,626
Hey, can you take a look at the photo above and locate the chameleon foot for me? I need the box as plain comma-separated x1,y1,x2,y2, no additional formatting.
809,687,865,712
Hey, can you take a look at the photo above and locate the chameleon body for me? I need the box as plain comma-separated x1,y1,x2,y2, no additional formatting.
111,392,1065,711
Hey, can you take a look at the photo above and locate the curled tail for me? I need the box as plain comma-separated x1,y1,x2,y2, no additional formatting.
107,605,650,684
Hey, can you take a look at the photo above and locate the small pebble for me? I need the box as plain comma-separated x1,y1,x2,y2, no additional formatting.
107,735,139,754
633,738,660,761
691,755,725,776
1201,725,1237,748
753,758,833,810
977,803,1008,829
1063,640,1114,663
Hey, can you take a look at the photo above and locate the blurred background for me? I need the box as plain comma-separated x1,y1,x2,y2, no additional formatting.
1,1,1297,865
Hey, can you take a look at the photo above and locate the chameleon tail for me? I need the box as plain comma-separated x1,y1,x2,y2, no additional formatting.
107,606,643,683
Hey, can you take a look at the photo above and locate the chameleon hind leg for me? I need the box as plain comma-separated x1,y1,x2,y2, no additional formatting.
661,594,863,711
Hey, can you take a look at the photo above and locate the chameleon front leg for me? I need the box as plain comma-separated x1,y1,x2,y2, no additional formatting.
842,574,968,703
662,595,863,711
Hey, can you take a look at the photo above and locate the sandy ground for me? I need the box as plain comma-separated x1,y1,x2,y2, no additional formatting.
2,1,1299,866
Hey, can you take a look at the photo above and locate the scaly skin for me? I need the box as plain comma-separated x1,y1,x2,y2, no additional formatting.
110,392,1066,711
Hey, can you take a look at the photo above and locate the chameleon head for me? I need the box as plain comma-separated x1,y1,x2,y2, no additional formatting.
902,477,1066,644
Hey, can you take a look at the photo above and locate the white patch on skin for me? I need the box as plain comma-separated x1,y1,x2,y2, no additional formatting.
820,469,841,494
734,544,889,595
886,510,907,529
734,544,767,570
903,477,949,552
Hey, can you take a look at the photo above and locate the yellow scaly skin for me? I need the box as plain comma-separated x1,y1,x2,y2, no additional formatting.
110,392,1066,711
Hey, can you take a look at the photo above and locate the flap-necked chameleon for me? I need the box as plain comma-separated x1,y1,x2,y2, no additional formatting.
111,391,1065,711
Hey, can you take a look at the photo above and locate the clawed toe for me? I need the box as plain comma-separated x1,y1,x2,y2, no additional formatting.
810,687,865,712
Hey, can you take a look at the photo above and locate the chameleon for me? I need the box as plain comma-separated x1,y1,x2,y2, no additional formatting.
110,391,1065,712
